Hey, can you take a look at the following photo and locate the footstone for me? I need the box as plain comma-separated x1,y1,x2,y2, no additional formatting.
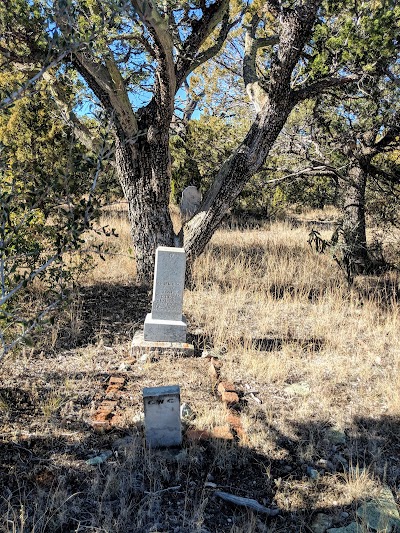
143,385,182,448
144,246,187,342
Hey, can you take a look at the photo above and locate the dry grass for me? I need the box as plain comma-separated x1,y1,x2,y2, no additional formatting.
1,205,399,532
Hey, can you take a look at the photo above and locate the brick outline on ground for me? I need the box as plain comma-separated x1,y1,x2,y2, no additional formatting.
90,354,247,444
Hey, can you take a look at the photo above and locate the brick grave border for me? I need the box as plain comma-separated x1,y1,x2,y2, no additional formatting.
90,355,248,443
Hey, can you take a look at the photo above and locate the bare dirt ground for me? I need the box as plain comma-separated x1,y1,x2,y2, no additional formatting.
1,210,400,532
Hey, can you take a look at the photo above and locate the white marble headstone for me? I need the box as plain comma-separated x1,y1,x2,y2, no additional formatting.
144,246,187,342
143,385,181,448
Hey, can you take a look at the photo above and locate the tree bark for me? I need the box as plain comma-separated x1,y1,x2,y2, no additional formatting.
184,93,294,264
341,161,369,276
115,117,176,285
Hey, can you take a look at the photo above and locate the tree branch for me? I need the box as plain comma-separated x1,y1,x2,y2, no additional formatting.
293,74,361,102
130,0,176,112
0,46,81,110
243,13,278,111
175,0,230,87
73,50,138,140
374,123,400,152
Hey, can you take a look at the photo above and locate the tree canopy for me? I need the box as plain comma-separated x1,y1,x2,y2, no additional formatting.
1,0,399,285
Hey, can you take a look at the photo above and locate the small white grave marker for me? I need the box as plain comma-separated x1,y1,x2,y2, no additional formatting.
144,246,187,342
143,385,181,448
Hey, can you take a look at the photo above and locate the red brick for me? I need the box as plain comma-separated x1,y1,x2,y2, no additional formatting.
217,381,236,395
227,412,242,430
105,386,123,396
186,426,234,441
235,426,248,443
108,377,125,386
221,391,239,407
97,400,117,411
109,413,124,427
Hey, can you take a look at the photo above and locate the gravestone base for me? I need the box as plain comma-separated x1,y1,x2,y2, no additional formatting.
144,313,187,343
131,330,194,358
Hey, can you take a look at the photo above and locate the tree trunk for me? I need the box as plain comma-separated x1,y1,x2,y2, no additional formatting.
341,161,369,276
184,94,294,264
115,121,176,285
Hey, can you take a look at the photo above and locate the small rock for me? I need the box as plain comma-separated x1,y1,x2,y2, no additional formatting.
181,403,195,420
283,465,293,473
356,485,400,532
311,513,333,533
325,427,346,446
284,382,311,396
86,450,113,465
317,459,335,471
307,467,319,480
340,512,349,520
132,412,144,424
204,482,217,488
118,362,132,371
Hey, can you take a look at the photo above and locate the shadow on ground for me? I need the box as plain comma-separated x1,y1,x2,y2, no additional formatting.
1,399,399,533
55,283,150,349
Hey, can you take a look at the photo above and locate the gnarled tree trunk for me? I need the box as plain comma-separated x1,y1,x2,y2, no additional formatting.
115,128,176,284
341,160,370,277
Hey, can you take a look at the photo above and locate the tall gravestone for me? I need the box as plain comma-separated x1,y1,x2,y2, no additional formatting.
144,246,187,343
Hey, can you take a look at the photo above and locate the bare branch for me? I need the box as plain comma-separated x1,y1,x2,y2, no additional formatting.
175,0,230,87
293,74,361,102
130,0,176,109
0,46,81,110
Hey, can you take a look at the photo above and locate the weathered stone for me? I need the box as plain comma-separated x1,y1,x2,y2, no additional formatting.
131,330,194,357
327,524,359,533
144,314,187,342
143,246,188,343
311,513,333,533
86,450,113,465
180,186,202,222
143,385,181,448
180,403,195,421
150,246,186,321
356,485,400,532
307,466,319,480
